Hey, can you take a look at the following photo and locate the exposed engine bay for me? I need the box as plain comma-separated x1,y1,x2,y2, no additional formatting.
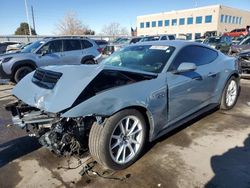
5,101,95,156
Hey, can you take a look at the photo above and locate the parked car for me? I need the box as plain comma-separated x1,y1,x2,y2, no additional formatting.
0,41,23,54
140,35,175,42
203,36,232,54
5,42,32,54
0,37,101,82
238,49,250,78
224,28,248,37
229,35,250,55
129,37,142,44
231,36,244,45
7,41,240,170
102,37,131,55
94,39,109,51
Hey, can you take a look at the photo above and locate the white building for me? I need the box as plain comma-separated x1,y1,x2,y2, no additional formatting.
137,5,250,39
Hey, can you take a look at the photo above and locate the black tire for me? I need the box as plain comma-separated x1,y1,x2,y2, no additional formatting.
14,66,34,83
83,59,95,64
89,109,147,170
220,76,239,110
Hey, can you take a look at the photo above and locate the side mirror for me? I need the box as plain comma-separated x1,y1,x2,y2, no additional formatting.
174,62,197,74
40,50,49,56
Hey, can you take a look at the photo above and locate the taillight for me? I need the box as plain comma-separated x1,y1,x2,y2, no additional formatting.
97,48,103,53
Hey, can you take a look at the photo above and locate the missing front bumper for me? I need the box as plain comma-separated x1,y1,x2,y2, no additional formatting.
5,101,57,129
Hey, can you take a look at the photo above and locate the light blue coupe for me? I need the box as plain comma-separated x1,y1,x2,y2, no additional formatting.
6,41,240,170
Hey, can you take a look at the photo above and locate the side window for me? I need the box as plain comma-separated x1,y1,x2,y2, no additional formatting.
63,40,81,51
38,40,62,54
168,35,175,40
169,46,218,71
160,36,167,40
82,40,93,49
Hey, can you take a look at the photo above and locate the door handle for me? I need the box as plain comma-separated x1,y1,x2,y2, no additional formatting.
207,72,217,78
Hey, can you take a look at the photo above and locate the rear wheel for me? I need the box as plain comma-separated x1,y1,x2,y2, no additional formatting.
220,76,239,110
83,59,95,64
89,109,147,170
14,66,34,83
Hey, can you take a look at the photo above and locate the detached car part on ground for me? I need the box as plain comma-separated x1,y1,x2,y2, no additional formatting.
6,41,240,170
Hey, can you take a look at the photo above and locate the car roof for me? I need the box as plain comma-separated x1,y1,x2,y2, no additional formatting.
135,40,203,48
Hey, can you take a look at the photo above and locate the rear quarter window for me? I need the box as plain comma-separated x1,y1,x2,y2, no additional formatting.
82,40,93,49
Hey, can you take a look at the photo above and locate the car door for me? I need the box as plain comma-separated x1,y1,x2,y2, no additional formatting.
35,40,63,67
81,39,97,57
61,39,83,65
166,45,219,123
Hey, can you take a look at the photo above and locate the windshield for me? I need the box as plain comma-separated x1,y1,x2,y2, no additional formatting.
114,38,130,44
239,36,250,45
21,40,44,53
204,37,220,44
102,45,175,73
141,36,160,42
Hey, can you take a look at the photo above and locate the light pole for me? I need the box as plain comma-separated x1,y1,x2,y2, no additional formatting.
24,0,32,36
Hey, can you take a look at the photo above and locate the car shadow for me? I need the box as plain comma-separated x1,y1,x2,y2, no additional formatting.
205,134,250,188
0,136,41,168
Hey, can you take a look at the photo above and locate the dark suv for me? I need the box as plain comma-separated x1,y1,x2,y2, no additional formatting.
0,37,101,82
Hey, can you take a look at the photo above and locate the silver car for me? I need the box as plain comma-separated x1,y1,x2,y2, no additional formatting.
0,37,101,82
6,41,240,170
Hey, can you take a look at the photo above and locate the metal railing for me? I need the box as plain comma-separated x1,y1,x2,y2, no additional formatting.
0,35,129,43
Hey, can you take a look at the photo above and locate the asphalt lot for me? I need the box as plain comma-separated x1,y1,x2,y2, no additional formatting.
0,79,250,188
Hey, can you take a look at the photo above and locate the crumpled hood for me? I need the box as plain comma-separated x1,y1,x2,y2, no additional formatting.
12,64,157,113
12,65,104,113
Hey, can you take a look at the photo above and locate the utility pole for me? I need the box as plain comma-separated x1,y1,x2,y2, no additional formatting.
31,6,36,33
194,0,198,7
24,0,32,36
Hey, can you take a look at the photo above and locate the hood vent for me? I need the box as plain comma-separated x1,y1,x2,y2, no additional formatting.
32,68,62,89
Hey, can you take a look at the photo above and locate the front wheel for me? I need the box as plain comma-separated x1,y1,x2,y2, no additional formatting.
220,76,239,110
14,66,34,83
89,109,147,170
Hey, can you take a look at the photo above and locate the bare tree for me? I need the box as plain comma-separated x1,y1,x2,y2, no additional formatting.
56,12,94,35
101,22,129,36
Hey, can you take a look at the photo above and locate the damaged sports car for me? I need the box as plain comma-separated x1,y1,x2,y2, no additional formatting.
6,41,240,170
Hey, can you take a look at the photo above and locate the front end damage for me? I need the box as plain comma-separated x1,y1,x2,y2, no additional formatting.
6,100,95,156
6,65,158,157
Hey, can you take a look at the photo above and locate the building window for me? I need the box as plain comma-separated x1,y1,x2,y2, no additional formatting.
229,16,232,23
152,21,156,27
140,22,144,28
187,17,193,24
158,20,163,27
205,15,212,23
172,19,177,26
186,33,192,40
239,17,242,24
179,18,185,25
236,17,239,24
225,15,228,23
220,14,224,23
196,16,202,24
195,33,201,39
146,22,150,28
232,16,235,24
165,20,170,27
